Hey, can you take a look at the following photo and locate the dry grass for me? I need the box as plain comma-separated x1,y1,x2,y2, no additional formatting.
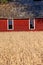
0,32,43,65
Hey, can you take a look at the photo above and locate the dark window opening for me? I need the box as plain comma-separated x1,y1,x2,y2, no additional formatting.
30,19,35,30
8,19,14,30
9,25,12,29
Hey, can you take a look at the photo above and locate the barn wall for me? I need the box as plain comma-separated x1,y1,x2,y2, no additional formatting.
14,19,29,31
0,18,43,31
35,18,43,31
0,19,7,31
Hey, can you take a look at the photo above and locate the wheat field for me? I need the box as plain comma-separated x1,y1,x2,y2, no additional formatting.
0,32,43,65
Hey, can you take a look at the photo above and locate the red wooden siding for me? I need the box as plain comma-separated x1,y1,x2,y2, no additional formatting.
35,18,43,31
0,19,7,31
14,19,29,31
0,18,43,31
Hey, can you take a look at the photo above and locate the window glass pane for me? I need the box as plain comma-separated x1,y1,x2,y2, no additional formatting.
8,19,13,29
30,20,34,29
8,20,12,25
9,25,12,29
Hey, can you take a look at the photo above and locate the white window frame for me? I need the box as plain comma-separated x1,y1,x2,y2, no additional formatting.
7,19,14,30
29,19,35,30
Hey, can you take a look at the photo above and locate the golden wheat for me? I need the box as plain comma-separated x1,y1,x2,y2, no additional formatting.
0,32,43,65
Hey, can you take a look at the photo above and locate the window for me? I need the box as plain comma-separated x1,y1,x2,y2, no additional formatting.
29,19,35,30
7,19,14,30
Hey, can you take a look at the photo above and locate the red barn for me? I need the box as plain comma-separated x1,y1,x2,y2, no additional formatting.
0,18,43,31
